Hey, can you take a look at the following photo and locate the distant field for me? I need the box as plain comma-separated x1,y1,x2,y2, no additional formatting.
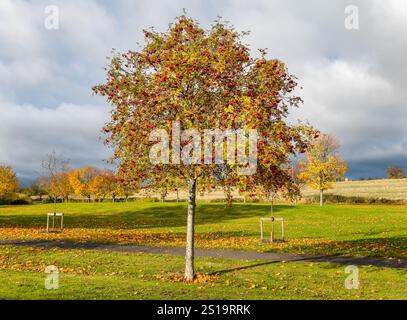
144,178,407,202
302,178,407,200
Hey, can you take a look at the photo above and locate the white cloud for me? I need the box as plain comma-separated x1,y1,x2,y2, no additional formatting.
0,101,111,181
0,58,52,86
0,0,406,180
0,0,44,58
296,59,407,164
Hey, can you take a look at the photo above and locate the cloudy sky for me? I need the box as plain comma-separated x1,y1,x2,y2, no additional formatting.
0,0,406,184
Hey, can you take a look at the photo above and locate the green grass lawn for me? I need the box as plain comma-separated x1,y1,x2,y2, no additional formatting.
0,245,406,300
0,202,406,258
0,202,406,299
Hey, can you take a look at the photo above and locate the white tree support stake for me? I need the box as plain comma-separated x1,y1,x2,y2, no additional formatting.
260,217,284,242
46,213,64,233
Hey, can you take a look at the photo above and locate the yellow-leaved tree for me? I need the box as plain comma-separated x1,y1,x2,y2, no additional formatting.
68,166,100,202
299,134,347,206
0,165,19,200
89,169,117,202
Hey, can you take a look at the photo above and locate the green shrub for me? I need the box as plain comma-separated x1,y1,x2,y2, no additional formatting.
0,193,32,205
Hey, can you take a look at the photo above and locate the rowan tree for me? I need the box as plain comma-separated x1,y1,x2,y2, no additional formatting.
386,166,405,179
93,15,314,280
0,165,19,200
299,134,347,206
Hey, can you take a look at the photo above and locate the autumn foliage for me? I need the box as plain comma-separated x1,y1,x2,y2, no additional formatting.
299,134,347,206
93,15,315,280
41,153,73,202
386,166,405,179
68,166,101,201
0,165,19,200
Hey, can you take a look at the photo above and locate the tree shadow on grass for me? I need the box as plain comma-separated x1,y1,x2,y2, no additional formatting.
208,261,279,275
0,203,297,230
264,236,407,259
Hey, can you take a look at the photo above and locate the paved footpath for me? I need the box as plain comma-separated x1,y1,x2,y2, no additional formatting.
1,239,406,269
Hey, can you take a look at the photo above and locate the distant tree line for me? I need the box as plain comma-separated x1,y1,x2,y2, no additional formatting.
0,153,139,204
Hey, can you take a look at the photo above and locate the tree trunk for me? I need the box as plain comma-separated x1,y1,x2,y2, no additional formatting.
270,193,274,217
185,178,196,281
225,185,232,207
319,189,324,207
176,189,179,202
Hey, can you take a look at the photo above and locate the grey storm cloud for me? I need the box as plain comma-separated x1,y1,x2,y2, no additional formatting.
0,0,406,183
